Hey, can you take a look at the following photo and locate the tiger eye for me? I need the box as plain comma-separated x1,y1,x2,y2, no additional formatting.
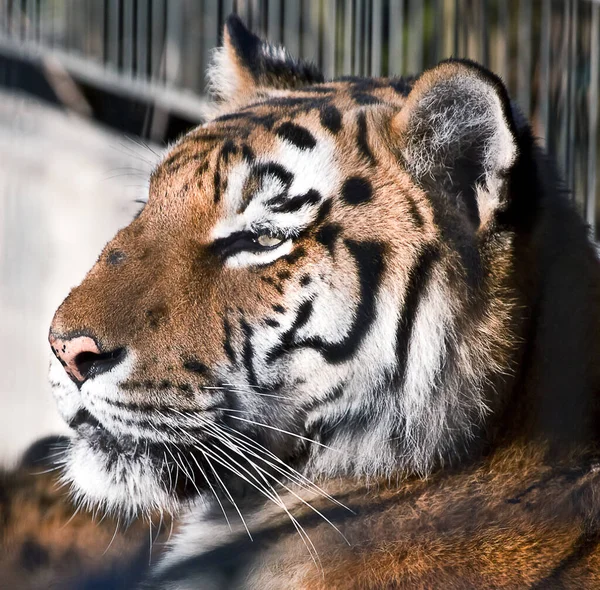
256,235,284,248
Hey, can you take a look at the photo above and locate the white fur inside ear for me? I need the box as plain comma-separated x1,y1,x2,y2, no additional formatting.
402,75,517,224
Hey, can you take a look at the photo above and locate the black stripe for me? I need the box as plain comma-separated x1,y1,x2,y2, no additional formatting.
240,319,258,386
341,177,373,206
269,189,322,214
352,91,381,106
223,317,236,364
282,246,306,264
162,151,187,172
220,140,238,164
213,168,221,203
394,244,441,385
356,111,376,166
315,223,341,257
275,122,317,150
266,300,314,362
183,358,209,376
254,162,294,188
320,104,342,134
314,198,332,226
530,529,600,589
241,144,255,162
267,240,385,365
406,196,425,228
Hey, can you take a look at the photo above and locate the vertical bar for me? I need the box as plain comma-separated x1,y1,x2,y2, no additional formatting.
354,0,362,75
302,0,319,64
151,0,165,82
389,0,404,75
1,0,8,36
566,0,577,196
123,0,134,76
237,0,249,25
26,0,35,42
362,0,370,76
371,0,382,76
165,0,181,86
222,0,235,23
283,0,300,57
479,0,488,66
343,0,353,75
323,0,336,78
136,0,148,79
267,0,281,44
517,0,532,116
431,0,444,65
202,0,218,86
587,2,599,235
538,0,551,145
558,0,570,186
441,0,455,62
407,0,423,73
107,0,120,68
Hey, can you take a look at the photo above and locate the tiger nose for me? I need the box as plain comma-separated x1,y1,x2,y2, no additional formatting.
48,334,125,384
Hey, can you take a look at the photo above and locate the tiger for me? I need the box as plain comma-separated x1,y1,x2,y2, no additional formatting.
42,14,600,589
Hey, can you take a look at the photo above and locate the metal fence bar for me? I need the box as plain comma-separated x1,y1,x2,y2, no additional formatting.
407,0,423,74
343,0,353,75
283,0,300,58
588,1,599,233
370,0,381,76
539,0,551,143
389,0,403,75
123,0,134,76
267,0,281,44
518,0,532,116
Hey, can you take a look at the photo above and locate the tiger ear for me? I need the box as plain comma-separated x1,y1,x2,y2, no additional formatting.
393,59,518,228
206,14,324,114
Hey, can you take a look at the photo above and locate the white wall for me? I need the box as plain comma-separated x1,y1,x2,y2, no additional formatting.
0,91,159,465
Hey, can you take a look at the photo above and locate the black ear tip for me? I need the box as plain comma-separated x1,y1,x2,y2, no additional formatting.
224,13,260,49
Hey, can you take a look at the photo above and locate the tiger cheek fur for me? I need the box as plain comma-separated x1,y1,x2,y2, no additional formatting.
45,14,600,590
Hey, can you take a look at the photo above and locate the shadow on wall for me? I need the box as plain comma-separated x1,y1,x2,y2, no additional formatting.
0,90,160,464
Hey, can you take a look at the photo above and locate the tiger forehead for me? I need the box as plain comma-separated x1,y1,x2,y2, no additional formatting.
154,76,412,183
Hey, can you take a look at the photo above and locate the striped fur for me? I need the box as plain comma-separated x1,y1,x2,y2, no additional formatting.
43,16,600,589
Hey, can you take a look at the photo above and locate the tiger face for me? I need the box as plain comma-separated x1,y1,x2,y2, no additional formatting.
49,16,523,516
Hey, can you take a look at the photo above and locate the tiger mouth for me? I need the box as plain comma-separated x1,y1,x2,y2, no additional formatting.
67,408,205,499
69,408,141,455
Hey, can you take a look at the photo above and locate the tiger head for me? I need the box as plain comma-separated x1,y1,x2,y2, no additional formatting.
48,16,597,517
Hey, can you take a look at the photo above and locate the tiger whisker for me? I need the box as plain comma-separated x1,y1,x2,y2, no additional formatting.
168,408,349,511
189,438,320,565
219,424,352,513
198,445,253,540
188,451,232,531
200,386,288,400
188,428,322,566
102,515,121,556
203,424,349,546
220,412,342,452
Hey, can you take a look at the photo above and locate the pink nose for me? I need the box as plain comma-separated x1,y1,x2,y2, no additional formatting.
49,334,124,384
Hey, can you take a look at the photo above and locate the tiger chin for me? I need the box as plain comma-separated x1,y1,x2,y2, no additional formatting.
46,15,600,590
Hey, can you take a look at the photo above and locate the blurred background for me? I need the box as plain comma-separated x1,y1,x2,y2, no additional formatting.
0,0,598,464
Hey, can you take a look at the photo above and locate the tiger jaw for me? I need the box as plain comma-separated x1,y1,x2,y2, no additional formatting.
48,342,339,514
